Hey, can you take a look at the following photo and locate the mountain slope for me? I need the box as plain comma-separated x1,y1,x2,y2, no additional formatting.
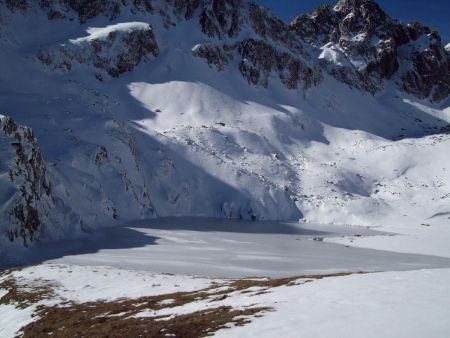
0,0,449,252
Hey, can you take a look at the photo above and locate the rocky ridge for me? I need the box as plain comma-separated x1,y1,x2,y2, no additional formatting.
2,0,447,100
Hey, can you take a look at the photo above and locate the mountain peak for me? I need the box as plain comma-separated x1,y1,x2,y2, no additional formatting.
334,0,383,11
334,0,388,21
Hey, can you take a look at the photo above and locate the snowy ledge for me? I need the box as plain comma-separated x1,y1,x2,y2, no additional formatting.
69,22,151,44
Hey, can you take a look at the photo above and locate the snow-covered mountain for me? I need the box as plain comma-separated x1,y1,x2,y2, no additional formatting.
0,0,449,254
292,0,449,101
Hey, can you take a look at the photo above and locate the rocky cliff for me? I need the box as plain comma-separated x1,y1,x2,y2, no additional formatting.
0,115,78,248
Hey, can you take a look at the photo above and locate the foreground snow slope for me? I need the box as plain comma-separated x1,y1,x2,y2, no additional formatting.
1,264,449,338
214,268,450,338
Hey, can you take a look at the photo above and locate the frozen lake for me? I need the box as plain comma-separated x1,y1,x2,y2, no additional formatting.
15,218,450,278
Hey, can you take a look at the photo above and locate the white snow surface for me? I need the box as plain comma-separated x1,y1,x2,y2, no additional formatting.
8,264,215,303
319,43,349,66
0,303,38,338
1,263,449,338
70,22,151,44
213,268,450,338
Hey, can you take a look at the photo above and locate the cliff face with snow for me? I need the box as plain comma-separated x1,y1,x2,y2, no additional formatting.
0,115,80,258
37,21,159,79
0,0,449,249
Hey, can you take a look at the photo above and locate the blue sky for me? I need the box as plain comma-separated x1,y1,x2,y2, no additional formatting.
256,0,450,43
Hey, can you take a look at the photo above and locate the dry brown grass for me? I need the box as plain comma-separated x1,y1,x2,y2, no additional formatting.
22,303,271,338
0,266,55,309
16,281,273,338
0,268,363,338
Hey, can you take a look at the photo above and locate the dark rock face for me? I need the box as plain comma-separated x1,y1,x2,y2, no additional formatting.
248,3,289,43
38,0,123,22
247,3,310,60
39,0,203,22
290,0,450,101
199,0,244,38
291,1,401,92
3,0,28,12
195,0,448,99
236,39,320,89
37,23,159,78
38,0,206,23
291,5,340,46
192,43,232,71
0,116,57,246
170,0,202,20
192,36,320,90
194,0,320,90
400,23,450,102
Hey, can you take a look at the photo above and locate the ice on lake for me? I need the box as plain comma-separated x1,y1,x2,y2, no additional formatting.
14,218,450,278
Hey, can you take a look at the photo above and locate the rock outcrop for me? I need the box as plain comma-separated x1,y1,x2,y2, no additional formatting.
0,116,78,247
37,22,159,79
194,0,321,90
399,22,450,102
